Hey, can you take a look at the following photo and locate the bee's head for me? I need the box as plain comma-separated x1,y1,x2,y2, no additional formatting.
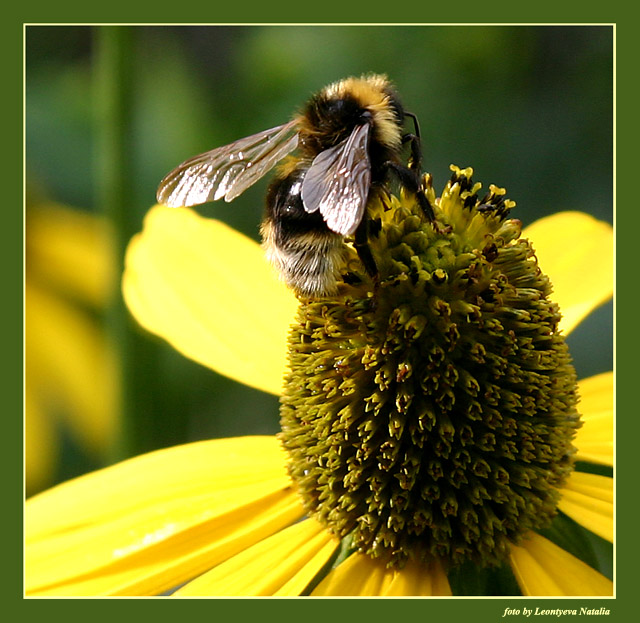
299,74,404,154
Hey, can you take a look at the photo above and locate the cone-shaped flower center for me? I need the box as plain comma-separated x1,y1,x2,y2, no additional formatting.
279,166,580,569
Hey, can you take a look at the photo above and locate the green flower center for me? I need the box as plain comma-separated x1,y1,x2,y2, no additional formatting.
279,166,580,569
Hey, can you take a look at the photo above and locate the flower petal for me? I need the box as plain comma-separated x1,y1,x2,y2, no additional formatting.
175,518,337,596
26,436,304,596
122,206,299,395
380,559,452,596
509,532,613,596
523,212,613,335
26,283,119,455
558,471,613,542
27,203,115,307
575,372,614,466
311,553,451,596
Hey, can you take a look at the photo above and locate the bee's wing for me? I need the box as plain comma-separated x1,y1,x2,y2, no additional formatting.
157,120,299,207
301,123,371,236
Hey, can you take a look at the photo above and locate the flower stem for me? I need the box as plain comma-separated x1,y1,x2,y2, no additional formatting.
94,26,189,460
94,26,135,460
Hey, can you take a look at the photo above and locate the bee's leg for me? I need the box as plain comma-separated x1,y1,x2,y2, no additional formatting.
397,111,439,223
354,217,378,281
384,160,436,223
402,111,424,174
402,134,425,179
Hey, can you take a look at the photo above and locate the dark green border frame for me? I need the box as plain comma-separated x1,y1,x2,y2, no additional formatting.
10,5,630,623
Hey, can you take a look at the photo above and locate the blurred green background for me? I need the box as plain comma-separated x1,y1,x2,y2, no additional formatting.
25,25,614,496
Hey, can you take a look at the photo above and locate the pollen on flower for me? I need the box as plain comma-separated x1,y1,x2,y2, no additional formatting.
278,166,580,570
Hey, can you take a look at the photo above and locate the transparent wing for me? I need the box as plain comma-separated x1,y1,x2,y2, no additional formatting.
156,120,299,207
300,123,371,236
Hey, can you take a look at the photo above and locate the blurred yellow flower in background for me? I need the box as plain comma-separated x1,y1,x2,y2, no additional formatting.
25,201,120,494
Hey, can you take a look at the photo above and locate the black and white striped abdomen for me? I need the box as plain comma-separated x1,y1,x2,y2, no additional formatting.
261,224,348,297
261,166,350,297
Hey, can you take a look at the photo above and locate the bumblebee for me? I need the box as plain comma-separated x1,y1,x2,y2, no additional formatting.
157,74,433,297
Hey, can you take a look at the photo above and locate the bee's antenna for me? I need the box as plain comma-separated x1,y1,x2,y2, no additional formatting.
404,111,421,139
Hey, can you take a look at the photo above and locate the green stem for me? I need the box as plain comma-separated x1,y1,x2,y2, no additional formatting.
94,26,136,461
95,27,133,237
95,26,192,461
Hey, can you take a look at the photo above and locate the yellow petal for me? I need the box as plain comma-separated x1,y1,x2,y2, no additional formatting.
509,532,613,596
311,553,451,596
26,436,304,596
274,535,339,597
175,518,337,596
523,212,613,335
558,471,613,542
27,203,115,307
311,553,384,596
575,372,614,466
381,559,452,596
25,283,119,455
122,205,299,395
27,436,288,539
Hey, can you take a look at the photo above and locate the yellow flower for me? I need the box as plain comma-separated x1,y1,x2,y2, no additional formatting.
25,169,613,596
26,202,120,494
